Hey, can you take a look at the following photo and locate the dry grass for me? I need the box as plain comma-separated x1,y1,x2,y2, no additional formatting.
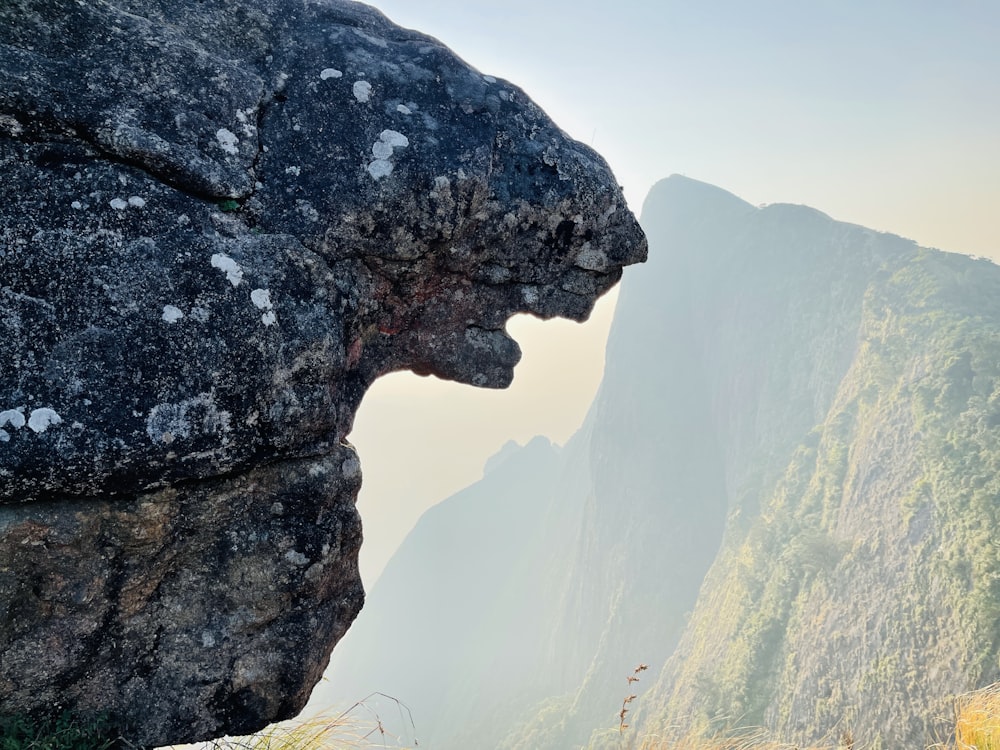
635,726,848,750
955,683,1000,750
162,680,1000,750
200,714,366,750
165,693,416,750
619,664,650,734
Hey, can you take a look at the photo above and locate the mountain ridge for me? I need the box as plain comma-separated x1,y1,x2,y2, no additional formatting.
317,176,1000,749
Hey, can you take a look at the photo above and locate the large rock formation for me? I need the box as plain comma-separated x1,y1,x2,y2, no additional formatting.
0,1,646,744
321,176,1000,749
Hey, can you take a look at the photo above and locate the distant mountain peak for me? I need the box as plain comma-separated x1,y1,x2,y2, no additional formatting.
484,436,554,476
644,174,754,211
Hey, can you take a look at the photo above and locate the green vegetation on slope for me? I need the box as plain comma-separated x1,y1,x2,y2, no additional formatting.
0,713,118,750
648,250,1000,748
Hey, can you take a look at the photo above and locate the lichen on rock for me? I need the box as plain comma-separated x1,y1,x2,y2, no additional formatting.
0,0,646,744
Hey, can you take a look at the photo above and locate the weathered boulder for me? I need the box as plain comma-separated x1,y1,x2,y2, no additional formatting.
0,0,646,744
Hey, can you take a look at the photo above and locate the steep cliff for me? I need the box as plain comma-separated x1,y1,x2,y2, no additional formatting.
641,181,1000,748
0,1,646,745
324,175,1000,749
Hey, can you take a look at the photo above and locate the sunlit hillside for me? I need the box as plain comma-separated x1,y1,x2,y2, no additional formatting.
313,176,1000,749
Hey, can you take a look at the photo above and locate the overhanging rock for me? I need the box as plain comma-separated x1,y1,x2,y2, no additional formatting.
0,0,646,744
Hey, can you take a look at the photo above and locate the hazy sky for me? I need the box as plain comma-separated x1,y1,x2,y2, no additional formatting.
348,0,1000,583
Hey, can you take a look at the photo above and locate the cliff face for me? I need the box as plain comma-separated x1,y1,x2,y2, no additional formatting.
0,2,646,745
643,182,1000,748
325,175,1000,749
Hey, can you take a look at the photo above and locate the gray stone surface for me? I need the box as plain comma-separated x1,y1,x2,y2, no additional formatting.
0,0,646,744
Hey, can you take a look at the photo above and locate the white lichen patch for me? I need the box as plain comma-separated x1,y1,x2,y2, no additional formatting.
109,198,128,210
296,199,319,222
367,159,393,180
215,128,239,155
27,408,62,433
162,305,184,323
235,108,257,138
341,454,361,479
380,129,409,149
250,288,277,327
371,140,394,160
71,200,83,210
430,175,451,198
320,67,343,80
250,288,272,310
0,409,25,429
0,114,23,136
128,196,146,208
573,242,609,272
210,253,244,287
396,104,412,115
146,394,231,445
304,562,326,582
366,130,409,181
353,80,373,102
308,462,330,477
284,549,309,567
285,165,301,176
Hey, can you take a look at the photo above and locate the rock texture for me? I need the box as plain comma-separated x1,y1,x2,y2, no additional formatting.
320,176,1000,750
0,1,646,744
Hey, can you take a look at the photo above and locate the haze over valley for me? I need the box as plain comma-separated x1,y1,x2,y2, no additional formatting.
351,0,1000,586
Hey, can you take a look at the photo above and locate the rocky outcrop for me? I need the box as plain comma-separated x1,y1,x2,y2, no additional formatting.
0,1,646,744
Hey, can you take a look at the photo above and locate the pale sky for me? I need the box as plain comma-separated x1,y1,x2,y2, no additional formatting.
348,0,1000,583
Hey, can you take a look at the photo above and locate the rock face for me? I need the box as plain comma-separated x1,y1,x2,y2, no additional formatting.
321,176,1000,749
639,179,1000,748
0,1,646,744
